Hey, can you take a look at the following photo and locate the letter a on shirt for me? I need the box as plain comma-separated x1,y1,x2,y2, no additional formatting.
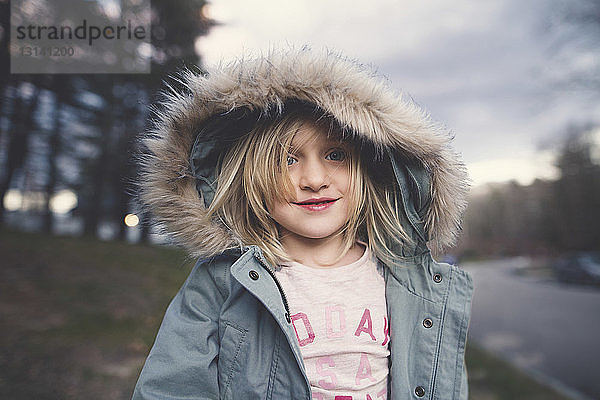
354,308,376,341
355,353,377,385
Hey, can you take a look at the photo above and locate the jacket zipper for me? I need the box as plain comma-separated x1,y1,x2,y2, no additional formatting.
253,251,314,398
254,254,292,323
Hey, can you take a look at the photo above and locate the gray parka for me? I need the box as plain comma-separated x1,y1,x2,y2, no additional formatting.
133,48,473,400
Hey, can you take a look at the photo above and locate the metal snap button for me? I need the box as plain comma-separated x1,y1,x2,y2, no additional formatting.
433,273,443,283
249,270,259,280
415,386,426,397
423,318,433,329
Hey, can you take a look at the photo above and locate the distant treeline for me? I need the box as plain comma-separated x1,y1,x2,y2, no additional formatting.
459,126,600,258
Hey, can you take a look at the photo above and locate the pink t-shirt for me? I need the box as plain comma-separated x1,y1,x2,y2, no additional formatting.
275,246,390,400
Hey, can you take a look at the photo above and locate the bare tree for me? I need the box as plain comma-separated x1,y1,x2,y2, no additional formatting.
0,79,39,224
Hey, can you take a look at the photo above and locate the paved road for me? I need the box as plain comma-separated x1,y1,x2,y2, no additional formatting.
463,258,600,400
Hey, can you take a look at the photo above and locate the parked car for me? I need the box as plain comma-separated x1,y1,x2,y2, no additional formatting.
552,252,600,285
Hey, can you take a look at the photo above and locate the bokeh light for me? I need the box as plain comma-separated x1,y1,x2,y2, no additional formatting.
124,213,140,227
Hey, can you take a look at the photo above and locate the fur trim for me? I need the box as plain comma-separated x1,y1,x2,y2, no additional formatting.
139,47,469,257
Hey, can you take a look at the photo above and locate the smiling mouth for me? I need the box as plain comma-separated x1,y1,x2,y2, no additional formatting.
291,198,339,211
293,199,338,205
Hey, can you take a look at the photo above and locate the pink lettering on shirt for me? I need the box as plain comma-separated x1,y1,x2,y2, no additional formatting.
291,312,315,347
275,248,389,398
316,356,338,390
355,353,377,386
325,305,346,338
354,309,376,341
381,317,390,347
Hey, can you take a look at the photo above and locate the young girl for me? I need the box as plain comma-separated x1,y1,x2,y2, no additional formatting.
133,48,473,400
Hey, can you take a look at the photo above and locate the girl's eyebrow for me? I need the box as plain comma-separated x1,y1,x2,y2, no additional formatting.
327,140,351,150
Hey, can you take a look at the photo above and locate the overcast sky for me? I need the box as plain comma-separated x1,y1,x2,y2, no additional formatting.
195,0,600,187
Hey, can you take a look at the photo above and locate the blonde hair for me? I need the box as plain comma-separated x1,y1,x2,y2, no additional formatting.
206,106,412,267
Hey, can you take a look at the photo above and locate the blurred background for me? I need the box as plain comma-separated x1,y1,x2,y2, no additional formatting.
1,0,599,399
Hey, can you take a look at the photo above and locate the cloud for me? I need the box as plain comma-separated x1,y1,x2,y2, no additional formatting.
197,0,503,65
467,151,559,187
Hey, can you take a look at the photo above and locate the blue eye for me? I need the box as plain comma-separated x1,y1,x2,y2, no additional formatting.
326,149,346,161
287,155,297,166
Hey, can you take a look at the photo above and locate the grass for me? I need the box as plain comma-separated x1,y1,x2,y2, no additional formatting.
0,229,573,399
0,228,193,399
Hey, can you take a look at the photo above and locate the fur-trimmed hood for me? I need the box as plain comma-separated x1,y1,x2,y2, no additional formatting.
139,47,469,259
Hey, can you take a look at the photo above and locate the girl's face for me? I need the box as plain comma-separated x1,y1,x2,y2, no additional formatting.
268,122,352,243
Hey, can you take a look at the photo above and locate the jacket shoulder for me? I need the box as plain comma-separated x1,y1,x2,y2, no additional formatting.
193,248,243,271
185,249,244,294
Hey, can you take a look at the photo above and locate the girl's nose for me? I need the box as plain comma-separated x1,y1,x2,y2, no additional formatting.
298,160,329,191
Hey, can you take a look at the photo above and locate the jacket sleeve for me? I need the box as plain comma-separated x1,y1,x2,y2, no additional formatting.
132,257,227,400
459,360,469,400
